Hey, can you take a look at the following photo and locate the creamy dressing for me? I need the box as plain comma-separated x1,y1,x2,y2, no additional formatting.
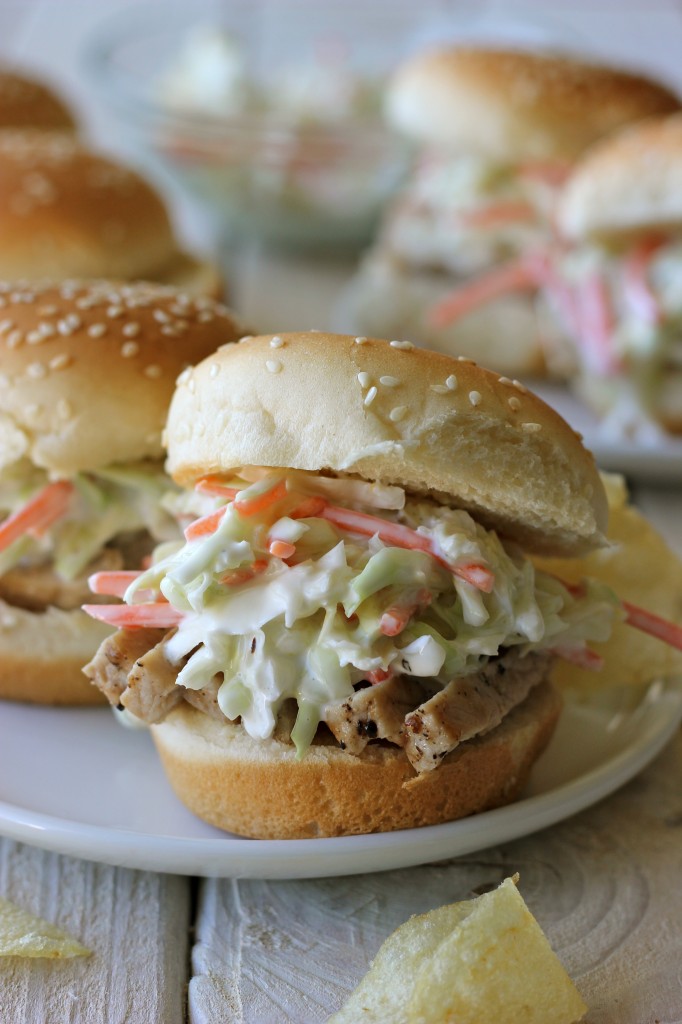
127,469,619,755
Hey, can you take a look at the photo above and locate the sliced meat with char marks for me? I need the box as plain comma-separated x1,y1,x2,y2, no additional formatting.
324,675,430,755
83,627,166,706
403,649,553,773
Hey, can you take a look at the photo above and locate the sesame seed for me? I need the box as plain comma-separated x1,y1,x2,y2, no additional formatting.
188,378,196,394
379,375,400,388
468,390,482,406
121,341,139,358
161,325,178,337
445,375,458,391
57,399,72,419
364,386,378,406
65,313,81,329
457,356,476,364
49,353,72,371
123,322,140,338
144,365,162,379
38,304,57,317
153,309,170,324
523,422,542,433
270,335,283,348
107,305,123,318
239,335,252,344
357,372,372,388
0,320,13,335
512,379,527,393
354,336,368,345
197,310,214,324
27,362,46,379
57,319,74,336
209,362,220,378
430,384,450,394
390,340,414,351
508,396,521,411
88,323,106,339
389,406,407,422
27,329,44,344
176,367,192,385
266,359,282,374
6,330,23,348
498,376,513,386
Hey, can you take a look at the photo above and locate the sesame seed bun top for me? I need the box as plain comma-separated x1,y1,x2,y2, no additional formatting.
0,69,76,132
557,113,682,240
0,132,220,294
0,280,245,475
166,332,608,557
386,47,680,161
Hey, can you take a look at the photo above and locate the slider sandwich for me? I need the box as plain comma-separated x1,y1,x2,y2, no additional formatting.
0,131,222,297
350,48,678,377
84,333,682,837
0,280,244,703
553,113,682,435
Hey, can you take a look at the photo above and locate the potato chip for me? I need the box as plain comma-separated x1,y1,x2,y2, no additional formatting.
0,896,90,959
327,877,586,1024
535,472,682,690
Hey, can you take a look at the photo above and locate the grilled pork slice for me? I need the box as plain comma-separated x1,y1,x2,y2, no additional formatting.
85,629,553,774
402,648,553,773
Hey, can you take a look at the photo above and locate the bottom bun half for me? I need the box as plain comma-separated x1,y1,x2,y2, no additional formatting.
0,600,110,704
151,682,562,839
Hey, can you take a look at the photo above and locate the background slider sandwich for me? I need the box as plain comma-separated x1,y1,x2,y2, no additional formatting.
84,333,682,837
0,280,244,704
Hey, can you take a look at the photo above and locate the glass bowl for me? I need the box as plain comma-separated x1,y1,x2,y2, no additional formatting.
82,3,416,250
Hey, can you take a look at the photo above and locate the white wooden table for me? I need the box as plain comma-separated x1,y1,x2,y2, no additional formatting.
1,3,682,1021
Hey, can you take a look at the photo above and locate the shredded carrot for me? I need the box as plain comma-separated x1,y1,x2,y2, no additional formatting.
195,477,240,500
320,504,495,591
269,540,296,559
574,272,621,375
428,257,543,328
380,590,432,637
82,604,184,629
289,496,327,519
0,481,74,552
622,601,682,652
88,571,144,598
454,563,495,593
552,644,604,671
219,560,268,587
622,235,666,327
185,507,227,540
234,478,287,518
366,668,392,685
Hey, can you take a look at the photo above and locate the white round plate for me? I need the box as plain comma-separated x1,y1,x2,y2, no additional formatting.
1,679,680,879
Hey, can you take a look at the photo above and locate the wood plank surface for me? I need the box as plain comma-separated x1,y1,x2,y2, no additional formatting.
0,841,190,1024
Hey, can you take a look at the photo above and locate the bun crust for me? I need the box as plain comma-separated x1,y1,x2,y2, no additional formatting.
0,280,244,474
387,48,679,160
558,113,682,239
0,70,76,132
0,599,109,704
0,132,219,291
151,682,561,838
167,332,607,556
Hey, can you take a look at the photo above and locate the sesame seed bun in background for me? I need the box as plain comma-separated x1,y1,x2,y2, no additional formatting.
0,280,245,704
557,112,682,240
0,132,223,297
144,332,607,837
386,47,680,159
0,68,77,133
